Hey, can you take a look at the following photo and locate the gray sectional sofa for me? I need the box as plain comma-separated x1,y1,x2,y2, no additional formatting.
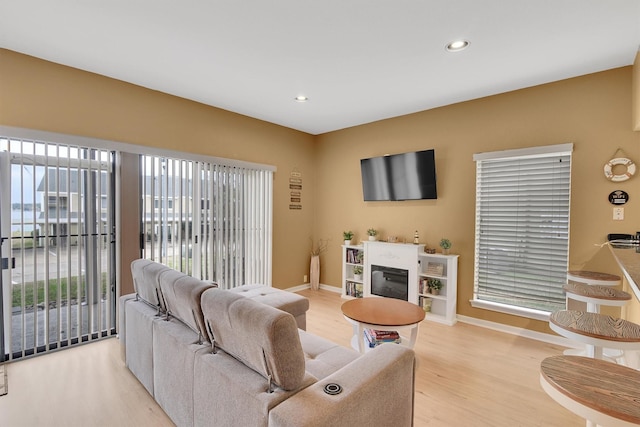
120,259,416,427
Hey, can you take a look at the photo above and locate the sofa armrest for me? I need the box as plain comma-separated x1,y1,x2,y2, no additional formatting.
268,343,415,427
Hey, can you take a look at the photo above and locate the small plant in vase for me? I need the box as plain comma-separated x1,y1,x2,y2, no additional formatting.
439,238,452,255
353,265,363,281
428,278,443,295
367,228,378,241
343,230,354,245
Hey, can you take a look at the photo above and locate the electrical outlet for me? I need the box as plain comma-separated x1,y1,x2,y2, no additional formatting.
613,207,624,220
304,275,308,283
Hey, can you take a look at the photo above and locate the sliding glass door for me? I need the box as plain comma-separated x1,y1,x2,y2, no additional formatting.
140,155,272,289
0,138,116,362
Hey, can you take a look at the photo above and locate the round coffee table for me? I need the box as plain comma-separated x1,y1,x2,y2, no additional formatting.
341,297,425,353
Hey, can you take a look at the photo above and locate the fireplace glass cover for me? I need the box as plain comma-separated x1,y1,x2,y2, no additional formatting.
370,265,408,301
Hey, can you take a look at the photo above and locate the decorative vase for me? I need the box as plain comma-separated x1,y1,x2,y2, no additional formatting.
344,239,352,245
442,248,450,255
368,236,376,241
354,273,362,281
310,255,320,291
431,288,440,296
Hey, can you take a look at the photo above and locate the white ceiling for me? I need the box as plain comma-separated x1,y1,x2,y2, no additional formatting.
1,1,640,135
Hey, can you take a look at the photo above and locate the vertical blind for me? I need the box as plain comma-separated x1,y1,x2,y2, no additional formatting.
1,137,116,361
473,144,572,313
141,155,273,289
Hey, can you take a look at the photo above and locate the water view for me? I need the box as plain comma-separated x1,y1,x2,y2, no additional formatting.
11,208,36,232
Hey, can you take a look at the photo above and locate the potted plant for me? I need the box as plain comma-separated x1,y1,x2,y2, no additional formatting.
367,228,378,241
356,251,364,263
353,265,363,281
343,230,354,245
439,238,452,255
428,278,443,295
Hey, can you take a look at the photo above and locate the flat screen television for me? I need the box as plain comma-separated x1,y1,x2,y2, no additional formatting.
360,149,437,201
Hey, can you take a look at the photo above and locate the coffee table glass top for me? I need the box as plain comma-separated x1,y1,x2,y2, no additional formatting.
341,297,425,327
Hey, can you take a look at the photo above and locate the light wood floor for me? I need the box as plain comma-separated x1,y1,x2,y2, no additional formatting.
0,289,582,427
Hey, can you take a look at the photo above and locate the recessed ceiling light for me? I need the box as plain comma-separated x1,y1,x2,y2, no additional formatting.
446,40,470,52
294,95,308,102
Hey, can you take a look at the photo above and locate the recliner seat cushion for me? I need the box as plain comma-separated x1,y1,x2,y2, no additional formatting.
230,284,309,330
298,330,360,380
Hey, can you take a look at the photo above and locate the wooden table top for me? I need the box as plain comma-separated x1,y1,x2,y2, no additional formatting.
550,310,640,342
563,282,631,301
567,270,621,285
540,355,640,425
341,297,425,327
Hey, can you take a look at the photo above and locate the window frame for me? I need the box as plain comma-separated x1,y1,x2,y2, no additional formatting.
471,143,573,321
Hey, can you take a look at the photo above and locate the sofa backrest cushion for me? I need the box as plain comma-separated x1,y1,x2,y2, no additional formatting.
131,259,169,309
159,269,215,337
201,288,305,391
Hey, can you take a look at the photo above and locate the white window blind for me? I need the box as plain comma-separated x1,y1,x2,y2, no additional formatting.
473,144,572,314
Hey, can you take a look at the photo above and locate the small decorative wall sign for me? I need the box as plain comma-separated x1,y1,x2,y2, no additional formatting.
289,168,302,210
608,190,629,205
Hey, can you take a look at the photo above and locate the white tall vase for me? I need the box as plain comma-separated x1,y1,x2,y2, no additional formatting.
310,255,320,291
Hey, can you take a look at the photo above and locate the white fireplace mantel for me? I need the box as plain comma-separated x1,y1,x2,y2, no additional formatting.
364,241,425,301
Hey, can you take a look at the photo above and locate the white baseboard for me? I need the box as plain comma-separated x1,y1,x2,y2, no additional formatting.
284,284,310,293
284,283,342,294
456,314,581,348
319,284,341,293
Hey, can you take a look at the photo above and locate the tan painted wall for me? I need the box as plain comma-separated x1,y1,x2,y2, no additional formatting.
2,48,639,332
0,49,317,291
316,67,640,333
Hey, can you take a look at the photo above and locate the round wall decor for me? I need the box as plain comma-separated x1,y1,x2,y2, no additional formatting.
604,157,636,182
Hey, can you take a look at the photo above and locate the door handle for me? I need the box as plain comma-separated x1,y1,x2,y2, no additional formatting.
1,257,15,270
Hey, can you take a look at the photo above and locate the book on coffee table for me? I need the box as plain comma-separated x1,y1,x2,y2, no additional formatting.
364,329,401,347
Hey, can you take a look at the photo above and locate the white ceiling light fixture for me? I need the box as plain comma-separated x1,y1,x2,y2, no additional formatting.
295,95,309,102
446,40,470,52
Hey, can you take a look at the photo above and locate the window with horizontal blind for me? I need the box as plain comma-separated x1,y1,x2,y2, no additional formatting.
472,144,573,318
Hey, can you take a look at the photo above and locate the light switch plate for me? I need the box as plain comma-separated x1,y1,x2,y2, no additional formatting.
613,207,624,220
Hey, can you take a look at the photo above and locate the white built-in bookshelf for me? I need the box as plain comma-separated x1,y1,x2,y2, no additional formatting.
342,245,365,298
341,241,458,325
417,252,459,325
